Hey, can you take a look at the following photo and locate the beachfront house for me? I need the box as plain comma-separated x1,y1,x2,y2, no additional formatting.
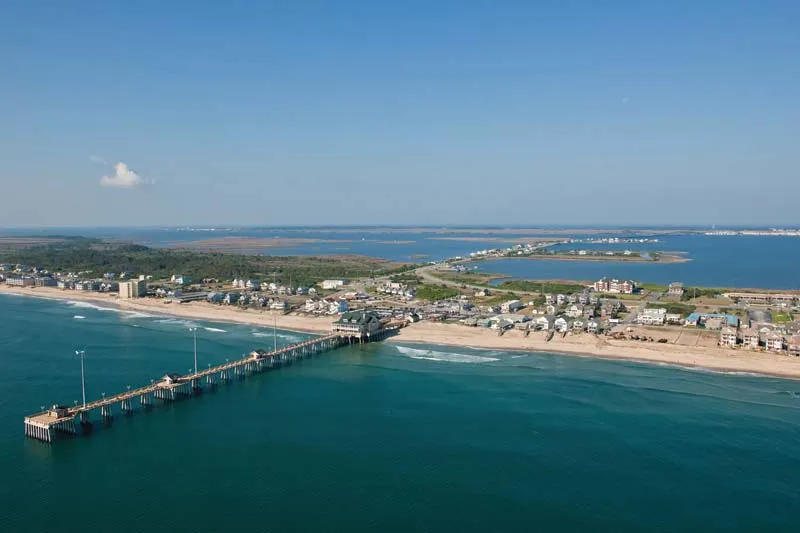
637,308,667,326
587,319,600,334
554,317,569,333
223,292,240,305
207,292,224,304
765,333,785,352
741,330,760,349
719,327,738,347
566,304,584,318
500,300,523,313
572,319,585,332
788,335,800,356
535,316,552,330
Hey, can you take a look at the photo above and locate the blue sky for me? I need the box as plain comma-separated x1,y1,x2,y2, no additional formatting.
1,1,798,227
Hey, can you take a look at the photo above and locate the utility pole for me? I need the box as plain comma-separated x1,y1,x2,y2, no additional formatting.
189,327,198,374
74,350,87,408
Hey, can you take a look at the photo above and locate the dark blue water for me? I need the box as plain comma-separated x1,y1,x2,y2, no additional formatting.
2,294,800,532
475,235,800,289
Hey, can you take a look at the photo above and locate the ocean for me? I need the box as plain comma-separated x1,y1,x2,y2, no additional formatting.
1,294,799,532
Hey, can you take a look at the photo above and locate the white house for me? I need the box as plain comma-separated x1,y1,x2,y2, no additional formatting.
719,327,738,347
171,275,189,285
636,308,667,326
328,298,349,314
554,317,569,333
500,299,523,313
535,316,552,330
566,304,584,318
572,319,585,331
587,319,600,333
321,280,345,290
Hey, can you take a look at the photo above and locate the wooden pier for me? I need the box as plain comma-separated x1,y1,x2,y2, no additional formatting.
24,329,395,444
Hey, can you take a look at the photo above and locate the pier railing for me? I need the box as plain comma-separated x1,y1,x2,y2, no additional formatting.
24,333,353,443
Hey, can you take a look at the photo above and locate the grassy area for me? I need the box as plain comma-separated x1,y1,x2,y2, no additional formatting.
638,283,668,293
0,238,405,287
389,273,422,284
435,272,499,287
414,283,460,301
647,302,696,316
681,287,723,301
772,312,793,323
496,280,586,294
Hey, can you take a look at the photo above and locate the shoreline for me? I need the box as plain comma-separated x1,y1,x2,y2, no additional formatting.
4,285,800,380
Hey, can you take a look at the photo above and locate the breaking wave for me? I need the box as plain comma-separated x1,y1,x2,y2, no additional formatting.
66,300,153,319
73,315,86,319
394,345,499,364
203,327,227,333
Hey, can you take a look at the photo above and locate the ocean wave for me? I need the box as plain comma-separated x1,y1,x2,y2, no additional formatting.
394,345,499,364
203,327,227,333
155,318,198,328
66,301,153,319
73,315,86,319
252,330,303,343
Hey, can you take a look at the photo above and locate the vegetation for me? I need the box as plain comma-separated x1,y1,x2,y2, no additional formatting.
681,287,723,301
647,302,696,317
638,283,668,293
414,283,460,301
389,273,422,284
495,280,586,294
0,238,406,287
772,312,793,323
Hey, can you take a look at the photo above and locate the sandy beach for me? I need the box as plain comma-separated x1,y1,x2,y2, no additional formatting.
4,284,800,379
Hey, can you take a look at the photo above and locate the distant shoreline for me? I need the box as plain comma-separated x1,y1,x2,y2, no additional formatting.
4,285,800,380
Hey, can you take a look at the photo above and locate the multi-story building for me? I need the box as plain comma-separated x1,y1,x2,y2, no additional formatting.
5,276,35,287
741,331,760,349
668,282,685,297
594,278,635,294
119,280,147,298
636,308,667,326
765,333,785,352
719,327,738,347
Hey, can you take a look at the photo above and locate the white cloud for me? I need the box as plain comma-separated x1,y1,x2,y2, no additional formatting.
99,162,149,188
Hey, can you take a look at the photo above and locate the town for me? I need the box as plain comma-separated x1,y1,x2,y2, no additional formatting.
3,255,799,356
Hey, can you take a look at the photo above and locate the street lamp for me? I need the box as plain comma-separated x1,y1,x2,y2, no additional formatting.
74,350,87,408
188,327,198,374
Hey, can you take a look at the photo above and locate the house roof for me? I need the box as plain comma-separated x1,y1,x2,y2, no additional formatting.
335,310,381,325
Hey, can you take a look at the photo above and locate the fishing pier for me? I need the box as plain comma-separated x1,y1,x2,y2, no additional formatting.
25,313,399,443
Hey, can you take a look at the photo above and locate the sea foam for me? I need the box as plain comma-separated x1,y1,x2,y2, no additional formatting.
395,345,499,364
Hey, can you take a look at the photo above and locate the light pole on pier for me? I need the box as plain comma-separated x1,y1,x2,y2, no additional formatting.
189,327,198,374
74,350,87,408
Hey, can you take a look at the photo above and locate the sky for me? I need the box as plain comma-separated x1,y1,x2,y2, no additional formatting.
1,1,798,227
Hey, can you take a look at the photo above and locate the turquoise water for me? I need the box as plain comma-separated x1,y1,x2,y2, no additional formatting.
2,294,800,532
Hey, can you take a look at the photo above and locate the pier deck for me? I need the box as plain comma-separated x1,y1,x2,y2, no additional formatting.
24,329,395,443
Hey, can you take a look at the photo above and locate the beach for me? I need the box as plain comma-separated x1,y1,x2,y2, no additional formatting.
4,284,800,379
